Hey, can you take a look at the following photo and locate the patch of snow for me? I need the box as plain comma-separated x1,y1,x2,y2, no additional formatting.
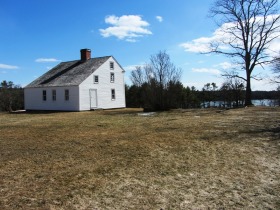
138,112,156,116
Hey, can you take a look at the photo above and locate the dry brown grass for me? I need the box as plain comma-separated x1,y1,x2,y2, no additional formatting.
0,107,279,209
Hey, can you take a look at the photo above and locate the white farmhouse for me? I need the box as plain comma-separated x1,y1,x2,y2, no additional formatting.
24,49,126,111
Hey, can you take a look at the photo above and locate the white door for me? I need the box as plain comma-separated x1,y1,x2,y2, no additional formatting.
90,89,97,109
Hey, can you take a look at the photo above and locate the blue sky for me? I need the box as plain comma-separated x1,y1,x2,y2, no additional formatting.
0,0,279,90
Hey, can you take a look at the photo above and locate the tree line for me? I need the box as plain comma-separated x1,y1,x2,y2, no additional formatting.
0,81,24,112
125,51,280,110
126,80,280,110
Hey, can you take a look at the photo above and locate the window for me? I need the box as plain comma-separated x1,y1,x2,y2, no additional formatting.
65,89,69,101
42,90,47,101
94,75,99,83
110,73,115,83
111,89,115,100
52,90,56,101
110,62,114,70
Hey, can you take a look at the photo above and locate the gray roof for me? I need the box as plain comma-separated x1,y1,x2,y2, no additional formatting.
25,56,111,88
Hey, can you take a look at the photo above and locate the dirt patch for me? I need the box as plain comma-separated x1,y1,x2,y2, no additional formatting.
0,107,279,209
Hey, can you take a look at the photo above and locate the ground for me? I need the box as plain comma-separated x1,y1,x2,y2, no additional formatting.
0,107,279,209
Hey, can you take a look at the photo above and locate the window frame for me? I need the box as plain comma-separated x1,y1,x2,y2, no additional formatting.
110,61,114,70
110,72,115,83
111,89,116,100
65,89,69,101
42,90,47,101
94,75,99,84
52,89,56,101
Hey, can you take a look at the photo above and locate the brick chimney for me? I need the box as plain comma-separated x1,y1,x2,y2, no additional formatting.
80,49,91,61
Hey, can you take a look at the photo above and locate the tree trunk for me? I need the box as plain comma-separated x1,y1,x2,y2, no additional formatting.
245,72,253,106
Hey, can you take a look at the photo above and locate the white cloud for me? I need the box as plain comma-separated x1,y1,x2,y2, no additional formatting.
99,15,152,42
180,36,215,53
214,61,240,70
0,63,19,69
156,16,163,22
215,62,233,70
192,68,221,75
180,14,280,56
124,64,145,71
35,58,61,63
124,65,138,71
268,40,280,57
179,22,233,53
251,77,278,91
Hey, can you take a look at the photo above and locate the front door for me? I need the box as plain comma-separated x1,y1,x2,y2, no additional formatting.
90,89,97,109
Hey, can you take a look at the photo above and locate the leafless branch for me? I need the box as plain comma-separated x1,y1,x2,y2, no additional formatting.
209,0,280,104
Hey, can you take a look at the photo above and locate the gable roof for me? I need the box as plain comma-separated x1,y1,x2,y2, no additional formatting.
25,56,111,88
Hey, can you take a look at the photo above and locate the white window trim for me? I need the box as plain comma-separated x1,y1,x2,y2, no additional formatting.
94,75,99,84
110,61,114,70
111,89,116,100
110,72,115,83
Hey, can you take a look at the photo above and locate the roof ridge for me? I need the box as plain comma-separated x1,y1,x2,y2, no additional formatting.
58,55,111,64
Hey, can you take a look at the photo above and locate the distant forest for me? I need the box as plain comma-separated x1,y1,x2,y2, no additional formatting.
251,91,280,100
0,80,280,112
125,83,280,110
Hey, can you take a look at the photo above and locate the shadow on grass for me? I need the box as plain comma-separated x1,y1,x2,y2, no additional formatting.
243,126,280,141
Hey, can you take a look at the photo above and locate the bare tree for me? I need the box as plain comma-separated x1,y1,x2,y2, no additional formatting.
209,0,280,105
149,51,182,87
130,51,182,110
220,77,245,107
148,51,182,110
130,66,145,87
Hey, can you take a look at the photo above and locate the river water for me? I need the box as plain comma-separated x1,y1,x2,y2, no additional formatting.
202,99,279,108
252,99,279,106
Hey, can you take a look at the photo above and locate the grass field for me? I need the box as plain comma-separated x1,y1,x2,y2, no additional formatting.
0,107,279,209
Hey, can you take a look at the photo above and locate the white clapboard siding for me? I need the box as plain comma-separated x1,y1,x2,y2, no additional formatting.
79,57,126,110
24,86,79,111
